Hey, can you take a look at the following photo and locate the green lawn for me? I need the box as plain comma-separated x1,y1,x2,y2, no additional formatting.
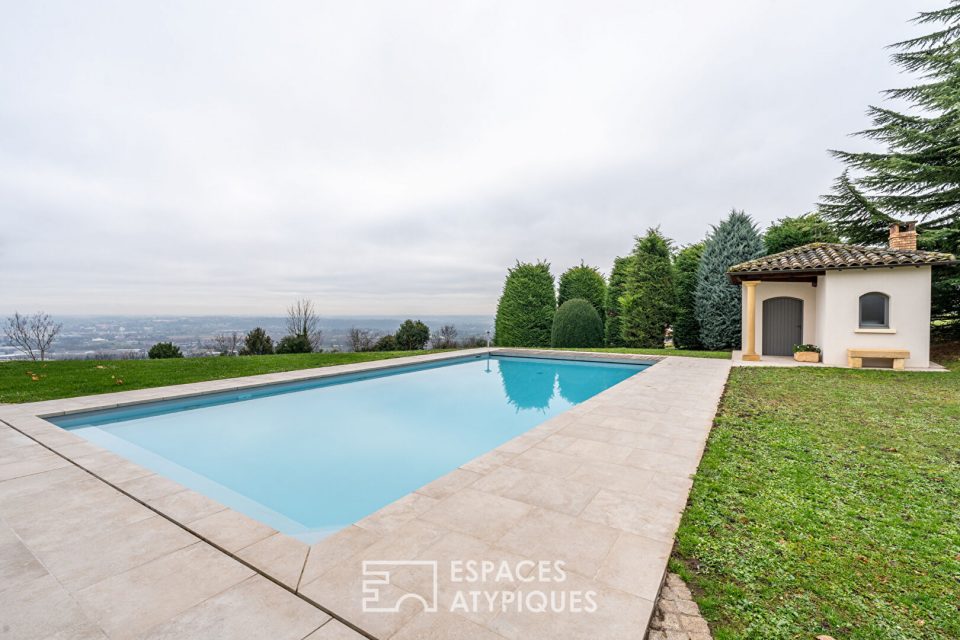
0,351,444,403
542,347,731,359
673,362,960,640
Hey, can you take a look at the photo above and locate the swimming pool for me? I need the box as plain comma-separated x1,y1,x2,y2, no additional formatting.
52,354,649,541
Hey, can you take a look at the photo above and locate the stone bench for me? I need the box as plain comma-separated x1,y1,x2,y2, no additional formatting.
847,348,910,370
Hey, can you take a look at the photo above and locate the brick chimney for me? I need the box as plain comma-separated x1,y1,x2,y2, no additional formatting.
889,221,917,251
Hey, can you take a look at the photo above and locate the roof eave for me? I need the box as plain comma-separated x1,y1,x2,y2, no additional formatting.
727,259,958,284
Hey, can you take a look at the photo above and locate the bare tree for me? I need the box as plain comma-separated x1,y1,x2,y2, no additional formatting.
431,324,459,349
4,311,62,361
212,331,242,356
348,327,376,352
286,299,323,351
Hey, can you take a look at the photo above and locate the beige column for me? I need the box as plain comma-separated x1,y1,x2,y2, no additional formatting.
742,281,760,361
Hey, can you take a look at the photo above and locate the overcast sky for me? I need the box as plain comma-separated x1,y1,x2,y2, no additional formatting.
0,0,930,316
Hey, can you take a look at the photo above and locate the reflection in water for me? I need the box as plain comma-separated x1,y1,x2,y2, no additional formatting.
498,358,556,411
557,368,598,404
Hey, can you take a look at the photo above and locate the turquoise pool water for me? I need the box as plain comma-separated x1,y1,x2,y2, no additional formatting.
53,354,648,541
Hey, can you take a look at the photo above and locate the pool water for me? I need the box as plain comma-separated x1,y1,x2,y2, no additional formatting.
53,354,647,541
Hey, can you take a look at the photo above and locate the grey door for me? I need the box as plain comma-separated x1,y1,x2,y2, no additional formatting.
762,297,803,356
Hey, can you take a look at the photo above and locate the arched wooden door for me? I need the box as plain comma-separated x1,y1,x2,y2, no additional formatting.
762,297,803,356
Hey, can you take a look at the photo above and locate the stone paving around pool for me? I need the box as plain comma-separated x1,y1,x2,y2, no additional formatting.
0,349,731,639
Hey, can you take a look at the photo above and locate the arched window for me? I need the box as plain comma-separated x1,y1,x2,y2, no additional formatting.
859,292,889,328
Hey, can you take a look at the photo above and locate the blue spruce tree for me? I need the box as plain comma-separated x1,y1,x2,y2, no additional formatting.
695,210,765,350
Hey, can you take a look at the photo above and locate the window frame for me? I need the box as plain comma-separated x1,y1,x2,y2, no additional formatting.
858,292,890,329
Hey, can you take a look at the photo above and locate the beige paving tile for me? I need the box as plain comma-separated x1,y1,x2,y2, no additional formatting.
188,508,276,553
393,610,508,640
35,514,195,591
0,573,98,640
420,489,531,543
417,468,482,499
624,448,698,476
356,492,439,535
299,554,423,640
300,525,382,587
0,450,72,482
43,620,109,639
0,428,41,450
304,620,368,639
0,473,116,516
68,449,129,471
468,465,528,495
0,444,64,466
337,519,450,580
139,575,328,640
494,432,546,455
75,542,253,640
567,460,654,496
92,459,155,484
533,434,577,452
0,520,48,592
149,488,228,523
485,569,655,640
116,473,186,502
496,508,619,578
460,450,515,475
0,464,88,503
53,441,106,460
5,489,156,552
559,423,657,448
474,466,599,517
237,532,309,590
503,448,580,478
561,439,632,464
596,532,672,601
580,489,680,542
389,529,533,628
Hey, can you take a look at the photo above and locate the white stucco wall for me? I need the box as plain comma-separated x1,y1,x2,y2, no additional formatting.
819,267,931,368
740,281,818,354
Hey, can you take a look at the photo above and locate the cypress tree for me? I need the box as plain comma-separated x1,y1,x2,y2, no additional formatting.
819,2,960,323
620,228,675,348
557,263,607,321
604,256,630,347
672,242,705,350
493,261,557,347
695,210,764,350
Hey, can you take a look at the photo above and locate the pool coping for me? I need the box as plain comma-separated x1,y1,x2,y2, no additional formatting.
0,349,730,640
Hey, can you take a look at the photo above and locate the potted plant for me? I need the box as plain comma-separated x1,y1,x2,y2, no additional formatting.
793,344,821,363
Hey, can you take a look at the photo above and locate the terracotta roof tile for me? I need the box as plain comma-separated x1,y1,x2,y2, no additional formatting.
728,242,957,276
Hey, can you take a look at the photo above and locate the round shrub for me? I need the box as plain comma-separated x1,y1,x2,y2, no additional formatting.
395,319,430,350
373,334,398,351
551,299,604,348
275,334,312,354
240,327,274,355
494,261,556,347
148,342,183,359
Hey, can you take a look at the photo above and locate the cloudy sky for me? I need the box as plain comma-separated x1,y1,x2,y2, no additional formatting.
0,0,929,316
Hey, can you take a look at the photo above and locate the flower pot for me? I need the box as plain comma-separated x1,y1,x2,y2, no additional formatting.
794,351,820,363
